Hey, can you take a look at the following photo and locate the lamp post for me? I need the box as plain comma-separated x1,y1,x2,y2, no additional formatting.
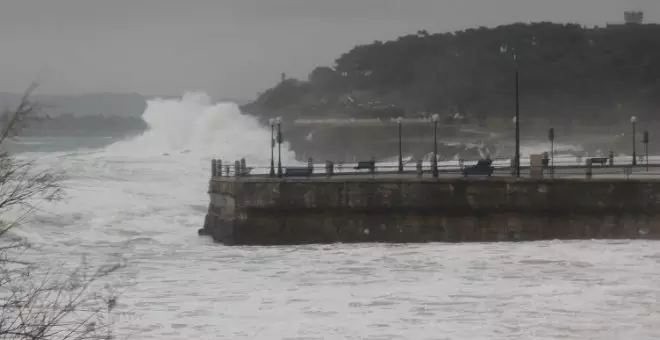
631,116,637,166
396,117,403,173
276,117,283,177
548,127,555,177
643,130,649,171
514,54,521,178
501,45,521,178
432,114,439,178
512,116,520,177
269,118,275,177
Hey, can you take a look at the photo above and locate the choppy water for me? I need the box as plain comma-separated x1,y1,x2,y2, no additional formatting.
130,241,660,340
6,93,660,339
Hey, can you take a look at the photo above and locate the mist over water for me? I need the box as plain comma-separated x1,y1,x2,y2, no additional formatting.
8,93,660,339
106,92,297,164
15,92,299,244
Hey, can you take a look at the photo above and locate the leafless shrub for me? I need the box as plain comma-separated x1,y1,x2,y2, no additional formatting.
0,84,128,339
0,256,125,340
0,82,62,236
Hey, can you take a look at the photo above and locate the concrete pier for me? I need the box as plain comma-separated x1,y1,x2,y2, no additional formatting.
200,161,660,245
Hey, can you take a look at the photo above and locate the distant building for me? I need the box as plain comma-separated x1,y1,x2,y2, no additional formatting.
624,11,644,25
606,11,644,28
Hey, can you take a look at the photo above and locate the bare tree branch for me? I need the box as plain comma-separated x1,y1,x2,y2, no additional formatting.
0,84,131,339
0,83,62,237
0,82,45,146
0,256,126,340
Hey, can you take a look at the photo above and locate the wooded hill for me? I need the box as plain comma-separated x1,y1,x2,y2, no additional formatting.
243,22,660,128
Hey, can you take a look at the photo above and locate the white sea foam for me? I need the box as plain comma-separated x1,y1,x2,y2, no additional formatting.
105,92,297,165
7,93,660,339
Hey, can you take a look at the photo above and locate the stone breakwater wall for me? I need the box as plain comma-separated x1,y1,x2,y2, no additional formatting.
200,177,660,245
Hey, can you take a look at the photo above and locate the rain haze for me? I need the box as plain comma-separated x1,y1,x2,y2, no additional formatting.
0,0,657,100
4,1,660,340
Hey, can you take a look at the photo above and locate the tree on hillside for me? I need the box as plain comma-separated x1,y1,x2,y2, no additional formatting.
247,22,660,125
0,83,126,340
308,67,343,93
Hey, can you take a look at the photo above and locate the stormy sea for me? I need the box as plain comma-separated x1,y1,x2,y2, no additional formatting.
6,93,660,340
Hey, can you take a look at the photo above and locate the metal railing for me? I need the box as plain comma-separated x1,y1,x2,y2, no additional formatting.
210,155,660,180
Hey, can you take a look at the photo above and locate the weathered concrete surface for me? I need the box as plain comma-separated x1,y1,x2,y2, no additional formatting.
202,177,660,245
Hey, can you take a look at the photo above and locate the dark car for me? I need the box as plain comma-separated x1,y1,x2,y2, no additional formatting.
462,159,495,177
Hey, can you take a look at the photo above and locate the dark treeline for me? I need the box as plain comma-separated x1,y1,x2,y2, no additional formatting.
244,22,660,128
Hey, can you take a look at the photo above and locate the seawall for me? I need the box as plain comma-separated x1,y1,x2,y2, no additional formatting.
201,175,660,245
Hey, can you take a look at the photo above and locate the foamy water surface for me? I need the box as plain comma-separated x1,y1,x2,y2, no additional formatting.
8,93,660,339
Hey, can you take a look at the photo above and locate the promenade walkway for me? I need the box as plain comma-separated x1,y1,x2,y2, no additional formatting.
211,154,660,181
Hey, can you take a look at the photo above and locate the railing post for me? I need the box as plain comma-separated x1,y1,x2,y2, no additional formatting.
510,158,516,177
644,130,649,171
585,158,592,180
370,157,376,176
416,159,423,178
240,158,247,176
541,152,549,177
608,151,614,166
234,160,240,177
217,159,223,177
225,164,230,176
308,157,313,174
325,160,334,177
211,159,217,177
548,127,555,175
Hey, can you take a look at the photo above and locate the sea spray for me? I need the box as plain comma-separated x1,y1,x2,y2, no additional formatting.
12,92,301,245
105,92,298,166
4,93,660,339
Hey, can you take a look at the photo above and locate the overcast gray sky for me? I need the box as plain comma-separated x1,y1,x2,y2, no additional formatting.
0,0,656,100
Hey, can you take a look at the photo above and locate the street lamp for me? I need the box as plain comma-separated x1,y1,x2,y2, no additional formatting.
644,130,649,171
276,117,283,177
514,55,521,178
432,114,439,178
501,45,521,178
631,116,637,166
512,116,520,177
396,117,404,173
268,118,276,177
548,127,555,177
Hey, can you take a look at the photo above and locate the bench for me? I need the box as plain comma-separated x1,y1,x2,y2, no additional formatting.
542,158,549,167
284,167,313,177
353,160,376,171
462,159,494,177
589,157,608,166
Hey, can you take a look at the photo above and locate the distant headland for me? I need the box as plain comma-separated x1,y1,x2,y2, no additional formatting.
241,16,660,161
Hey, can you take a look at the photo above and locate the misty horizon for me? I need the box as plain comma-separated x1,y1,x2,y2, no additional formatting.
0,0,658,100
